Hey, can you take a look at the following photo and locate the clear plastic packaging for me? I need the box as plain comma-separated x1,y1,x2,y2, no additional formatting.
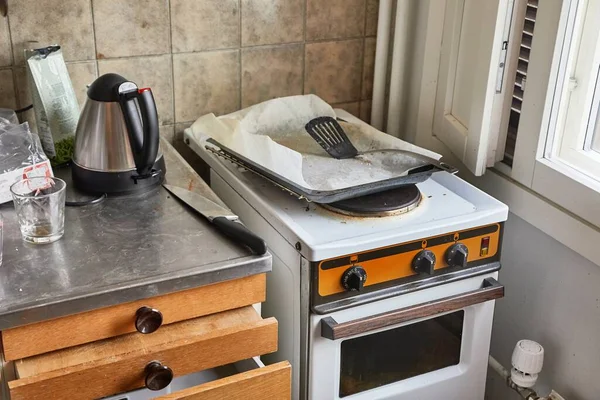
0,109,19,125
0,122,48,174
26,45,79,166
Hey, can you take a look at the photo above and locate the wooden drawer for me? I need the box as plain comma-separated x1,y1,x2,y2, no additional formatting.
100,358,291,400
158,360,291,400
8,306,277,400
2,274,266,361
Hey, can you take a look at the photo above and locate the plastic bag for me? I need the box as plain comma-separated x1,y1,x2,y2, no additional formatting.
26,45,79,166
0,121,49,174
0,109,19,126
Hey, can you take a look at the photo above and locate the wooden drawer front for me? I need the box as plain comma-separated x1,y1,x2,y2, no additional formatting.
8,306,277,400
2,274,266,361
158,361,291,400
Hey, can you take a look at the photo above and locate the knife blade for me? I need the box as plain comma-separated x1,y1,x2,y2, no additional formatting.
163,184,267,255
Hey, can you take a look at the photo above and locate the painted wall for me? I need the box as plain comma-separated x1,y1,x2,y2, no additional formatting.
485,214,600,400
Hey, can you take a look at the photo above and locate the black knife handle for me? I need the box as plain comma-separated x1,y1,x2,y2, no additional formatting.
212,217,268,255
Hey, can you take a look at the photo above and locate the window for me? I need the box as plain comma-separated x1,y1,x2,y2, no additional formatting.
424,0,600,228
544,0,600,184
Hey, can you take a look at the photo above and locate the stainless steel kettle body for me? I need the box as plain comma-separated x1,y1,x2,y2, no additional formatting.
74,99,138,172
72,73,165,195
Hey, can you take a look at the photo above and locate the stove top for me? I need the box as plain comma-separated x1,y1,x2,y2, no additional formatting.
187,110,509,261
323,185,422,217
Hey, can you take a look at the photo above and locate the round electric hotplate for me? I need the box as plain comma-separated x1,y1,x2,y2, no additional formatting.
322,184,422,217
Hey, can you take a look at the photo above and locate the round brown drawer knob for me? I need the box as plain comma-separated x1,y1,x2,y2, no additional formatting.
145,361,173,391
135,306,163,334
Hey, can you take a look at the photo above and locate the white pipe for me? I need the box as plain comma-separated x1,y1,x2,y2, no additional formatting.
371,0,393,130
386,0,412,137
489,355,510,380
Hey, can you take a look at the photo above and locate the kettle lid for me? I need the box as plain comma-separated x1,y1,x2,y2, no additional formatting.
87,73,131,102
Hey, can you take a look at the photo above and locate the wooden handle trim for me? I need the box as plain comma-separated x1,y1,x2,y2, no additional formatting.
321,277,504,340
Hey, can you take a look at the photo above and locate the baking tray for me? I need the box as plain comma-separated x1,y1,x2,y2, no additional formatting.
205,138,457,204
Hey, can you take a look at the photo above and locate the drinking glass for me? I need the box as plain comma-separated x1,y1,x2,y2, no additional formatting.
10,177,66,244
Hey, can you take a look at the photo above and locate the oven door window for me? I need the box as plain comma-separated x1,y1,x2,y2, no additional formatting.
339,310,464,397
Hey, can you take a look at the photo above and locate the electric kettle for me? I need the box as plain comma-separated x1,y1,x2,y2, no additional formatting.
72,73,165,195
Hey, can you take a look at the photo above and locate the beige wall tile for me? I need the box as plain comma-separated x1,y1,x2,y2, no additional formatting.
3,0,377,140
173,50,240,122
18,109,36,130
98,55,174,125
66,62,98,109
332,101,360,118
0,69,16,109
306,0,365,41
93,0,170,59
366,0,379,36
0,15,12,66
13,67,30,107
171,0,239,53
174,122,193,142
241,0,304,46
362,37,376,100
241,44,303,108
173,121,209,178
10,0,94,64
360,100,372,123
159,124,175,143
11,67,38,131
305,39,363,104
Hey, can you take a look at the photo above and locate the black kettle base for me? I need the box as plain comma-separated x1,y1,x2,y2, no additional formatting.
72,156,166,196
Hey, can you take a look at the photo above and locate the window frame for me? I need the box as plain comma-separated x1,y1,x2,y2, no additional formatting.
549,0,600,175
505,0,600,228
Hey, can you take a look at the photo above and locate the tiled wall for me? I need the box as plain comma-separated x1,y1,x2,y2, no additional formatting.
0,0,378,145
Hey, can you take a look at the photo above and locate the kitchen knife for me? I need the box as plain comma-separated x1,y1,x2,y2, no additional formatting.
163,184,267,255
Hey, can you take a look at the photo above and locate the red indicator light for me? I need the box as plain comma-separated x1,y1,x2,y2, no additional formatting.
480,236,490,256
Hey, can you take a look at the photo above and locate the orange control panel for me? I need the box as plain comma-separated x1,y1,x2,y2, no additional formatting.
318,224,501,296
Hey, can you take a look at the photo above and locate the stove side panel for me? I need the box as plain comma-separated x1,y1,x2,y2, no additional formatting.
210,171,310,400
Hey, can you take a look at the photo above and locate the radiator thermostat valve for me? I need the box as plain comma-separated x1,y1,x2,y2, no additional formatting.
511,339,544,388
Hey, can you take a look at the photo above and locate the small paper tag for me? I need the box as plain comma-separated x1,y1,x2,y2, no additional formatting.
23,162,52,179
23,163,53,191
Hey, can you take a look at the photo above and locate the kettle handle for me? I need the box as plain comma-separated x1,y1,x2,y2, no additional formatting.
118,85,159,176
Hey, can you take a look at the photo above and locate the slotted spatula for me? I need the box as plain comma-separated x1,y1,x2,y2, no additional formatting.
305,116,358,159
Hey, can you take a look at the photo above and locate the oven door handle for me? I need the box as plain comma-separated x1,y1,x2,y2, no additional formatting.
321,277,504,340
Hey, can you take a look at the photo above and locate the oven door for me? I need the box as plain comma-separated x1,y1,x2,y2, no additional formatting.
308,272,503,400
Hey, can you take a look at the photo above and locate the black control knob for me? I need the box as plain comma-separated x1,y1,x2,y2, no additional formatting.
446,243,469,268
145,361,173,391
412,249,436,275
135,306,163,334
341,266,367,291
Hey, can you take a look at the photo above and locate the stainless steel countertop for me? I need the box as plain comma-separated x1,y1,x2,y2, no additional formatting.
0,139,271,330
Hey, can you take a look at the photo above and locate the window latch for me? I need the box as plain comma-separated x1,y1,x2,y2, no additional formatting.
568,77,578,91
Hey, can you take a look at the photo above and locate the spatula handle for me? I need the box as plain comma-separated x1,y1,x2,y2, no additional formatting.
212,217,268,255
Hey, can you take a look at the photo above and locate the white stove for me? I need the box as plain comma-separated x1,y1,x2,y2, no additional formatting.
185,110,508,400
